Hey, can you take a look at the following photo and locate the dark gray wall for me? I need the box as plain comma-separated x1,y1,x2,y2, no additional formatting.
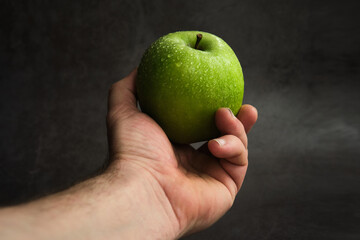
1,0,359,239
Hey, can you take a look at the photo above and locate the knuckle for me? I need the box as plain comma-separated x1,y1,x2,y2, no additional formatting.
229,118,240,131
234,136,245,150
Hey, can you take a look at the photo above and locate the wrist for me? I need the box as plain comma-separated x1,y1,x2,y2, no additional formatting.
102,162,180,239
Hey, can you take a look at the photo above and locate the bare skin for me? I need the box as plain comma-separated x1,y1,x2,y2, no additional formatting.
0,69,258,239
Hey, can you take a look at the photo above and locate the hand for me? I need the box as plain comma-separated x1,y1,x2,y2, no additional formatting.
106,69,258,238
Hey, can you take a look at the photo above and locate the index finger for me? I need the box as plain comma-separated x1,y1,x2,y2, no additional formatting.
108,69,138,113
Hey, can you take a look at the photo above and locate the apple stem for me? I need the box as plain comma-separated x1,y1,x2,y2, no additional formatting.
195,33,203,50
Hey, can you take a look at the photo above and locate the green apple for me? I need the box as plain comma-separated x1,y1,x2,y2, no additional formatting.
137,31,244,144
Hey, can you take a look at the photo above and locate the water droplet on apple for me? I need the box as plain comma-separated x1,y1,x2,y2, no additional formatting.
168,54,171,58
176,62,182,67
161,58,165,62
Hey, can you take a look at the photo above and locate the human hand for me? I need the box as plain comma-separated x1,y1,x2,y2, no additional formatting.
106,69,258,238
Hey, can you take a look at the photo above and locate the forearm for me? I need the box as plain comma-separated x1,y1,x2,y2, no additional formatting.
0,167,178,240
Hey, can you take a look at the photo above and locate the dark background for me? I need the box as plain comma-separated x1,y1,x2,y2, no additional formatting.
1,0,359,239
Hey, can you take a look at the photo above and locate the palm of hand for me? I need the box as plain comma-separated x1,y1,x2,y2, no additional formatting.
110,110,237,234
107,70,256,237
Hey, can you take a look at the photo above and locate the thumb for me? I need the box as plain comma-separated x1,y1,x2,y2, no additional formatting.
107,69,138,119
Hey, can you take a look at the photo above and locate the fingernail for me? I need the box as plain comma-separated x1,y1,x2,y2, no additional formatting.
227,108,236,118
213,138,226,146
